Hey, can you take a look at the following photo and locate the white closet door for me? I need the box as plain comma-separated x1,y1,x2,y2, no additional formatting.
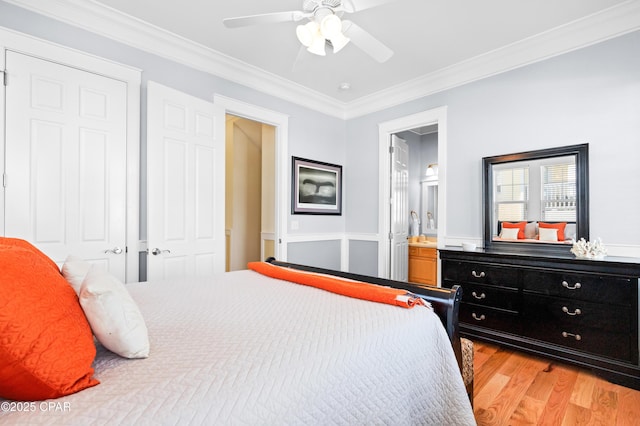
390,134,409,281
146,81,225,280
4,51,127,279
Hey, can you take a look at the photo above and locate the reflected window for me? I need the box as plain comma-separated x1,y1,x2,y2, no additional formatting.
494,166,529,223
541,163,576,221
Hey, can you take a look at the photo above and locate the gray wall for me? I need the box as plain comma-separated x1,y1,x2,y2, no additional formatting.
287,240,342,269
346,30,640,250
348,240,378,276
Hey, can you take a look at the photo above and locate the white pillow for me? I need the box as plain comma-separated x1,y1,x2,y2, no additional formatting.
538,227,559,242
500,227,519,239
61,255,91,295
79,266,150,359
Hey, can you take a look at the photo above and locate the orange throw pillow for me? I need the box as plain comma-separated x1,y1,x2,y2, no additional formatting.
539,222,567,241
0,237,59,272
0,245,99,401
501,221,527,239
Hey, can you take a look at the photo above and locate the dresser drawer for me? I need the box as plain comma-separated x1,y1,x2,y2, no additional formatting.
522,294,631,334
442,260,518,289
460,304,520,335
522,323,633,363
522,270,633,305
460,282,519,312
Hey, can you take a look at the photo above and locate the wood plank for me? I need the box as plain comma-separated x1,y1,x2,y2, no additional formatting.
588,386,618,425
524,366,558,403
528,364,579,425
474,346,513,395
569,371,597,409
510,395,546,425
616,387,640,426
475,372,510,411
472,341,640,425
477,352,546,424
561,402,591,426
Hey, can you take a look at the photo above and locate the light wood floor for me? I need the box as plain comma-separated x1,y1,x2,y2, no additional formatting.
472,341,640,425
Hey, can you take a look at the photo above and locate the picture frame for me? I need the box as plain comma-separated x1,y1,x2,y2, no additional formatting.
291,157,342,215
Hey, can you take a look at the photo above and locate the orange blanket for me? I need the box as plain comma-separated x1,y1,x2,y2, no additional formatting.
247,261,425,309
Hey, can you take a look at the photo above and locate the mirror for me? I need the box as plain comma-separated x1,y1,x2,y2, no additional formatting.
483,144,589,253
421,180,438,235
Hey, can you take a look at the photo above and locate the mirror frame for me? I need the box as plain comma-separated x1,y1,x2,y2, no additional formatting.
482,144,589,254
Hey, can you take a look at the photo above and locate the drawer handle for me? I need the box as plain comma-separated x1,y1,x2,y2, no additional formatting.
562,331,582,341
471,313,486,321
471,291,486,300
562,306,582,316
471,270,486,278
561,280,581,290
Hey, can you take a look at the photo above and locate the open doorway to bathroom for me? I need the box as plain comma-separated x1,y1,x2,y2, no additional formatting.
377,107,447,281
394,124,439,240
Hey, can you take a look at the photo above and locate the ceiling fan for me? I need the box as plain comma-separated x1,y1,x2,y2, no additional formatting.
222,0,398,63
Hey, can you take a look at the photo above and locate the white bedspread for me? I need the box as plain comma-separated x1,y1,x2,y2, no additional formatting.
1,269,475,425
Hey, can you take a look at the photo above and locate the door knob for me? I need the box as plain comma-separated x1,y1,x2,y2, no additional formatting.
104,247,123,254
151,248,171,255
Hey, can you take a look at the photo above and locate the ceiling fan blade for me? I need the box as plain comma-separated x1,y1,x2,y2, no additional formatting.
223,11,308,28
342,20,393,63
341,0,400,13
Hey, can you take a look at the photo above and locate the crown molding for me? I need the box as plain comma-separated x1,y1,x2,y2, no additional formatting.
344,0,640,119
6,0,640,120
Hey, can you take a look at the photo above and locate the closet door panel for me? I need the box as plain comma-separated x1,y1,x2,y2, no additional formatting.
4,51,127,280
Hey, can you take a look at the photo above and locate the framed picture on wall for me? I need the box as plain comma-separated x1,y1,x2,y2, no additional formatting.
292,157,342,215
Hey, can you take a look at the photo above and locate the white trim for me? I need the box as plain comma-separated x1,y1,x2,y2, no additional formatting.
0,25,141,282
213,95,289,262
5,0,640,119
378,107,448,279
345,233,379,242
260,232,275,262
286,233,344,243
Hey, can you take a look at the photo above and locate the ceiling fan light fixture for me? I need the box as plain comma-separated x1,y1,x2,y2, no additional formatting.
307,33,327,56
320,14,342,39
296,21,319,47
330,32,350,53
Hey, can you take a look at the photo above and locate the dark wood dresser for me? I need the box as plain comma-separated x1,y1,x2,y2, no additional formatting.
440,247,640,389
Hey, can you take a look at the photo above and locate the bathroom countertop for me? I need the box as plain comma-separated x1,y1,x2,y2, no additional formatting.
408,242,438,248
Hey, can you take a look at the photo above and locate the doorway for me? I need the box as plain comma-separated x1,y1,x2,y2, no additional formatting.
225,115,276,271
377,107,447,280
394,124,439,239
214,95,289,264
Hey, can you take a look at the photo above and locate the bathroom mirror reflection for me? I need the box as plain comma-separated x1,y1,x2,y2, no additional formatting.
421,180,438,235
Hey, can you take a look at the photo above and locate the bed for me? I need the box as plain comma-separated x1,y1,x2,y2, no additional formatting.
0,240,475,425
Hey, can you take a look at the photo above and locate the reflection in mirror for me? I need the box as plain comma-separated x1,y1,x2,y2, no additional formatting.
421,180,437,235
483,144,589,253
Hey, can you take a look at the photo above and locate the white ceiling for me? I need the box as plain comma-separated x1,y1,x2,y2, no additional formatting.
8,0,640,117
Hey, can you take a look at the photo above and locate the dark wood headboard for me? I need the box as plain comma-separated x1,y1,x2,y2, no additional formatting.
264,258,463,369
